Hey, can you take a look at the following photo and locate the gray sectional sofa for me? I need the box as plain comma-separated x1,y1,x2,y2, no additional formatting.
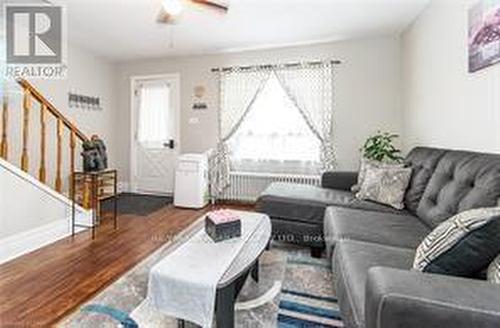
256,147,500,328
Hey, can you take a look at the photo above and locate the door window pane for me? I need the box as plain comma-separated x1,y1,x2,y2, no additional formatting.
138,81,171,147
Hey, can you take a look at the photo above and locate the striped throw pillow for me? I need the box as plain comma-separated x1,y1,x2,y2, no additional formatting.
488,255,500,284
413,207,500,276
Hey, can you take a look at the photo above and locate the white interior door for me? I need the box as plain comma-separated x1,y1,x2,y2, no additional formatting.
131,75,180,195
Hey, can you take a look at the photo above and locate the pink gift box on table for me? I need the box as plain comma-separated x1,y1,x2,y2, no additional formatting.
205,210,241,242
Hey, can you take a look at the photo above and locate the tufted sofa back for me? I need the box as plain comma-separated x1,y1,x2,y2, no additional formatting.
404,147,447,213
404,147,500,228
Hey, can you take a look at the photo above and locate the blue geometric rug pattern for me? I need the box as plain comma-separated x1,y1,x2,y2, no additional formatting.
277,254,343,327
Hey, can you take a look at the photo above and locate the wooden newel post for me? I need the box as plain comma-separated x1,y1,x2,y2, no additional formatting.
1,87,8,160
55,119,63,192
39,104,47,183
21,89,31,171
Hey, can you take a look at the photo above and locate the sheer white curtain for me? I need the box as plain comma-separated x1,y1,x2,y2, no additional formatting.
274,63,335,171
228,72,321,175
137,81,171,148
210,68,271,197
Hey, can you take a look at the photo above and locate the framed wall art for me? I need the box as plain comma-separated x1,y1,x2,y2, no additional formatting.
469,0,500,72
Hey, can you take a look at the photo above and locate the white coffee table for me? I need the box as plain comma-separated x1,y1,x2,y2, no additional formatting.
150,211,272,328
211,212,271,327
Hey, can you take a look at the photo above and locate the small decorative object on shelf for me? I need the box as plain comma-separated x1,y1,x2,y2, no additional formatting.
205,209,241,242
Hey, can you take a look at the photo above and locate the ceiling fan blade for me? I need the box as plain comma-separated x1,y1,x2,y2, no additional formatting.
190,0,229,12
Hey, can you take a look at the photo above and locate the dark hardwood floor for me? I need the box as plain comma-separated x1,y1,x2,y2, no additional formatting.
0,203,251,327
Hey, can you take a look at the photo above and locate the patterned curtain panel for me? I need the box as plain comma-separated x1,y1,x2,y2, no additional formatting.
210,68,271,198
274,63,335,172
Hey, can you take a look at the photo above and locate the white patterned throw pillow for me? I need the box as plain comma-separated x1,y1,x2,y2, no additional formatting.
355,166,412,209
487,255,500,284
351,158,404,193
413,207,500,276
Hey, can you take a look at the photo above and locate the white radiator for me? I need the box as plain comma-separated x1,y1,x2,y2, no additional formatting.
220,172,321,203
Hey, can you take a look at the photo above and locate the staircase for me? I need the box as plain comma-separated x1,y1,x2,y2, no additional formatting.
0,79,93,264
2,79,89,193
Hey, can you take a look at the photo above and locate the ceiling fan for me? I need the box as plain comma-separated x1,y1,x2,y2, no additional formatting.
157,0,229,25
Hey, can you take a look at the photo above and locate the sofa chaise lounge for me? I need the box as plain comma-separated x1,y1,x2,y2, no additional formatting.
256,147,500,328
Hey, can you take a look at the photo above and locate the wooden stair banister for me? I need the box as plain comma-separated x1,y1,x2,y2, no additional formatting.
17,79,88,142
0,79,90,198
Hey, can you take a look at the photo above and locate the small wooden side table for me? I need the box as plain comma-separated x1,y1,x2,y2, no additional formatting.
71,169,118,239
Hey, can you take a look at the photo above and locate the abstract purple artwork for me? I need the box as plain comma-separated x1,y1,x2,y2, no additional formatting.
469,0,500,72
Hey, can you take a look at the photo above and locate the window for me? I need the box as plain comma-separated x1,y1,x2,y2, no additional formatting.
137,81,172,148
228,73,321,175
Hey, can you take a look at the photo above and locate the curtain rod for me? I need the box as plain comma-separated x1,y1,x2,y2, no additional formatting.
211,60,341,72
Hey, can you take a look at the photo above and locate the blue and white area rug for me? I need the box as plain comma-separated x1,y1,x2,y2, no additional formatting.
278,254,343,327
59,227,343,328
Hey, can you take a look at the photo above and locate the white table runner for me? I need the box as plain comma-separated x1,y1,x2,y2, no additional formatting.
147,212,265,328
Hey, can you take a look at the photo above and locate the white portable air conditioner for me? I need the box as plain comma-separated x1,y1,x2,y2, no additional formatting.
174,153,209,208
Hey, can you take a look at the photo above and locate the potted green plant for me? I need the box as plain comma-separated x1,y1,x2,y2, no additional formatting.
350,131,404,193
361,132,403,163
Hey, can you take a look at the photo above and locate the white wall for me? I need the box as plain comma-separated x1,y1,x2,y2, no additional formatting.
0,159,70,239
32,44,120,176
0,158,91,263
33,45,119,155
116,36,403,182
401,0,500,153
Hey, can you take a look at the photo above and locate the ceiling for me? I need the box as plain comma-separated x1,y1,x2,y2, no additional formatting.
15,0,430,62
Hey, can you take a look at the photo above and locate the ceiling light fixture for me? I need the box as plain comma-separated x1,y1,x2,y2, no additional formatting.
157,0,229,25
162,0,183,16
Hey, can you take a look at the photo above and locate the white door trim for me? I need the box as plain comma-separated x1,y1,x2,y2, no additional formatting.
129,73,181,194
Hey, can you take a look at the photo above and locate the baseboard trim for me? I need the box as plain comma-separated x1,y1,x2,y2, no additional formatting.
118,181,130,193
0,212,92,265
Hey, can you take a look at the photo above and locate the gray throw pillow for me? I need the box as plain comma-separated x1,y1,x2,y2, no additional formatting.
487,255,500,284
355,166,412,209
351,158,404,193
413,207,500,277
